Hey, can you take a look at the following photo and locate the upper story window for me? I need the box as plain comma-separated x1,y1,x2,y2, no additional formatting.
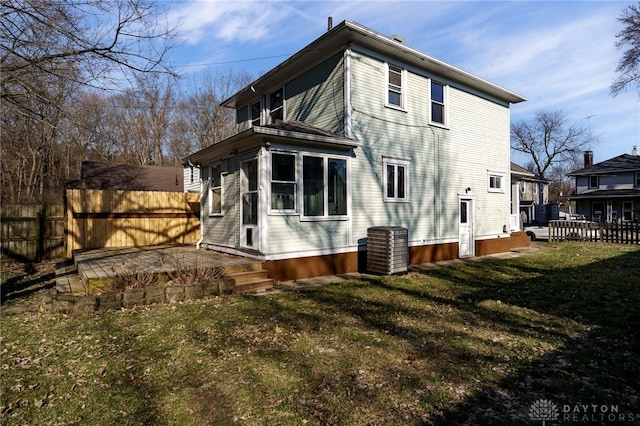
269,88,284,123
250,100,261,127
383,157,410,202
386,64,404,109
430,81,447,126
209,164,222,216
271,153,296,212
635,172,640,187
533,182,538,195
589,175,599,189
519,181,525,192
488,171,505,193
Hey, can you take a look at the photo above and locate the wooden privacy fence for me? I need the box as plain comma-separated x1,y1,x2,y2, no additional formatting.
549,220,640,245
66,189,200,257
1,205,65,261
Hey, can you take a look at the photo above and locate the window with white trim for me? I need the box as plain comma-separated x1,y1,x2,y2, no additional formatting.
271,153,296,212
209,164,222,215
383,158,410,202
250,100,261,127
302,155,348,218
430,81,446,125
589,175,599,189
635,172,640,187
269,87,284,123
386,64,404,108
488,172,505,193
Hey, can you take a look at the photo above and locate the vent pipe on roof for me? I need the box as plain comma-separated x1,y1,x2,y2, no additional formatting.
632,146,638,156
584,150,594,168
327,16,333,31
392,34,405,43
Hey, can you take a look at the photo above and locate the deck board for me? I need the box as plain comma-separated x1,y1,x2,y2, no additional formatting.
73,245,258,285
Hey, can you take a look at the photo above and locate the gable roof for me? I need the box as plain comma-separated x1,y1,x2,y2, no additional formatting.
568,154,640,176
510,162,535,178
66,161,184,192
223,20,526,109
510,162,550,182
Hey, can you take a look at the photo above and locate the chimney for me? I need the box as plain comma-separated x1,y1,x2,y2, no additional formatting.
327,17,333,31
632,146,638,156
584,150,593,168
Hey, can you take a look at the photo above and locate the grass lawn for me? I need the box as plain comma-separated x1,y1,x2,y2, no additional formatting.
1,243,639,425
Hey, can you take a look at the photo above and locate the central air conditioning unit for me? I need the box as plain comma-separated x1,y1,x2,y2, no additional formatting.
366,226,408,274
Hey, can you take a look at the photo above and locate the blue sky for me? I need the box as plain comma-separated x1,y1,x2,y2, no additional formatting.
165,1,639,167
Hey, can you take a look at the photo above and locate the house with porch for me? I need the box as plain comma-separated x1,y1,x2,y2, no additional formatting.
568,149,640,223
510,162,551,227
185,20,528,280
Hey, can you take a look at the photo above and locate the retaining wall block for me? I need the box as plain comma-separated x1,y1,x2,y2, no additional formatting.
53,294,76,314
184,284,204,300
98,291,123,311
123,288,146,308
73,295,98,316
202,281,220,297
145,286,166,305
165,286,185,302
220,279,235,295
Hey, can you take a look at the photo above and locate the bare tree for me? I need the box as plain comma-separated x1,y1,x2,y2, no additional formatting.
1,0,176,118
0,0,176,203
511,110,596,180
611,2,640,97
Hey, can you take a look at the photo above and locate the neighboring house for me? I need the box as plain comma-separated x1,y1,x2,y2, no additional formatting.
568,149,640,223
510,162,550,226
67,161,184,192
185,20,527,280
183,163,201,193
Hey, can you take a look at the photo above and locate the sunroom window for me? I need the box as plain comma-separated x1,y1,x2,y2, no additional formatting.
302,156,347,218
271,153,296,211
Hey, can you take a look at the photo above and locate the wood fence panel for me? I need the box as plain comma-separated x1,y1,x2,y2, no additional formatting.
550,220,639,245
1,204,65,261
65,189,201,257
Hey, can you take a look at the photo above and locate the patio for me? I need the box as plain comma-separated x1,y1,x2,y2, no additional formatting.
56,245,272,295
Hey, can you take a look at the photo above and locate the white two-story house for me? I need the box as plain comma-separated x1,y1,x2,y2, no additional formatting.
569,149,640,223
185,20,528,280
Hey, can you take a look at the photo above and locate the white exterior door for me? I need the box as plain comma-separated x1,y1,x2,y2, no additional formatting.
241,159,259,250
459,198,474,257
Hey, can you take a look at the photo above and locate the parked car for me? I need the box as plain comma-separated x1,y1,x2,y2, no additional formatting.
524,225,549,241
525,221,600,242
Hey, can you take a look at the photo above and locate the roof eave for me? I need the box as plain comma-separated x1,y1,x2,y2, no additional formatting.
223,20,526,109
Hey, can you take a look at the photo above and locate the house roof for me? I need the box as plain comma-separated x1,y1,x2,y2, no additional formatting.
568,154,640,176
510,162,535,178
185,121,361,165
66,161,184,192
569,189,640,200
510,162,549,182
222,20,526,109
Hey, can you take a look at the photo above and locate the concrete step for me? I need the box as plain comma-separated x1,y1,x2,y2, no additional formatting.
55,259,87,295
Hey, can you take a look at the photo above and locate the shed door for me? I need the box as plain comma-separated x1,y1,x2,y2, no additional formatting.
241,159,259,250
459,199,474,257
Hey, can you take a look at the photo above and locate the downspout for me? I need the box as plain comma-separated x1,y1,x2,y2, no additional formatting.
343,43,352,139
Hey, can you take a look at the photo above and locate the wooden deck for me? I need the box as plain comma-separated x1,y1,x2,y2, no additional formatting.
62,245,272,295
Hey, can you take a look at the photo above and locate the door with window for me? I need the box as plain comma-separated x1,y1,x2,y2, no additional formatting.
241,159,259,250
459,199,474,257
